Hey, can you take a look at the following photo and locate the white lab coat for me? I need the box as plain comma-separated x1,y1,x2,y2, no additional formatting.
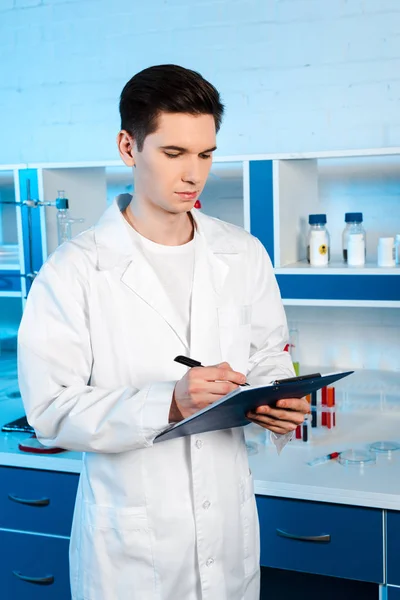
18,195,295,600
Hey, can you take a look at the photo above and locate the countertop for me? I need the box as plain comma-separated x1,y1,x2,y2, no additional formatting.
1,355,400,510
0,356,81,473
250,410,400,510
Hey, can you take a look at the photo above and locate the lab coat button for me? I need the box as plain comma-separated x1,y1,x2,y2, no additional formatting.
206,558,214,567
195,439,203,449
203,500,211,510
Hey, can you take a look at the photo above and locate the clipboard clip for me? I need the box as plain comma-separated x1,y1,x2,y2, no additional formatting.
272,372,321,385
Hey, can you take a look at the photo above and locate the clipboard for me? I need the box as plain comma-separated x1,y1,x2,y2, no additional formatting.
154,370,353,443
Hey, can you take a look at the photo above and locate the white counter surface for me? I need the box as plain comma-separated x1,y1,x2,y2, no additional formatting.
250,410,400,510
0,397,82,473
1,365,400,509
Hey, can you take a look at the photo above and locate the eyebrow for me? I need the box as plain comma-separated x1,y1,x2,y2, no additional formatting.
160,145,217,154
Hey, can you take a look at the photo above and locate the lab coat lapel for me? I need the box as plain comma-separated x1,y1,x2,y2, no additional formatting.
94,195,188,348
121,254,189,349
189,227,229,366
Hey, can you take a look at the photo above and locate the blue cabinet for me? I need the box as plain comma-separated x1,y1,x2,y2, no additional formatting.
0,466,79,536
0,529,70,600
276,273,400,302
387,511,400,585
256,495,384,583
388,587,400,600
0,466,79,600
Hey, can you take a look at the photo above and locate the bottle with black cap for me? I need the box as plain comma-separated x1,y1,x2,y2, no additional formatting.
342,212,366,263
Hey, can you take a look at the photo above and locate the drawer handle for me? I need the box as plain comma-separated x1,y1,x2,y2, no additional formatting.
8,494,50,507
12,571,54,585
276,528,331,543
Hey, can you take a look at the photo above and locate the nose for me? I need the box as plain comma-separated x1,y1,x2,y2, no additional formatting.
181,156,202,186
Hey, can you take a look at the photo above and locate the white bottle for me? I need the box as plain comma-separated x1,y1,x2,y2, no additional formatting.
307,214,330,267
377,237,395,267
347,233,366,267
342,212,366,263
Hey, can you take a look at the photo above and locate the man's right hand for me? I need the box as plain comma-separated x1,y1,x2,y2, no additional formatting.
170,362,247,421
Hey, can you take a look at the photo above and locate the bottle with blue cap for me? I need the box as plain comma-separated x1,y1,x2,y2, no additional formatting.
55,190,85,245
342,212,366,263
307,214,330,266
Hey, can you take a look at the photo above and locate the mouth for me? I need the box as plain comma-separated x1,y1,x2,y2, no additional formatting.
175,191,198,201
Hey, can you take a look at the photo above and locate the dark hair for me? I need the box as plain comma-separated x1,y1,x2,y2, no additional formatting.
119,64,224,151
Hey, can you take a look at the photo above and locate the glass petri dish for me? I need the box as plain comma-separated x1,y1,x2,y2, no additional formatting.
338,449,376,467
369,441,400,453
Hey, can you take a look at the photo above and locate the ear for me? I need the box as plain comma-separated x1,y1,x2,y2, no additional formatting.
117,130,136,167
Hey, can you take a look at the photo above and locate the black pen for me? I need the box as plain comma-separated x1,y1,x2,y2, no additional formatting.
174,355,250,386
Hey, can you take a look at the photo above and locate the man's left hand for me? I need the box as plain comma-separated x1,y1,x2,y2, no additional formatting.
247,398,310,435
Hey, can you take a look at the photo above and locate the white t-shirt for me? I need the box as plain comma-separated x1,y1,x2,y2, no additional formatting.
125,222,195,346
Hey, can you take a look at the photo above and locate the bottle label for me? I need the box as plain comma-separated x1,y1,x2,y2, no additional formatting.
310,233,329,266
348,236,365,266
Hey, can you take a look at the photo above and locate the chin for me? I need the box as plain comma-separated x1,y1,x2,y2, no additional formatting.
166,202,194,214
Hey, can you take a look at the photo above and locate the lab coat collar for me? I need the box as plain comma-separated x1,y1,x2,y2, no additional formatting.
93,195,235,353
93,194,238,271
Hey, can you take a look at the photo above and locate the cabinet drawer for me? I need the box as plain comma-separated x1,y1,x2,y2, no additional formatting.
0,529,70,600
387,511,400,585
256,496,383,583
388,587,400,600
0,271,21,292
0,466,79,536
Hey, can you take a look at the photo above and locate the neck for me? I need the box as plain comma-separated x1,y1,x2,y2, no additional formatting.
123,196,194,246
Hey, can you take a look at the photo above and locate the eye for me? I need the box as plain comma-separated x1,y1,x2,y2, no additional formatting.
164,152,180,158
199,154,212,160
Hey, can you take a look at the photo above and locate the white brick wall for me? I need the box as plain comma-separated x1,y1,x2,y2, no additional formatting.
0,0,400,162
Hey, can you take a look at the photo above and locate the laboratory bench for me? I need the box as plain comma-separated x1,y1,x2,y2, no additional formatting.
1,381,400,599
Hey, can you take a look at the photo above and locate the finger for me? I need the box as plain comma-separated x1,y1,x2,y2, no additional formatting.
202,366,246,386
248,416,295,435
206,381,239,396
275,398,311,413
255,406,306,425
248,411,300,430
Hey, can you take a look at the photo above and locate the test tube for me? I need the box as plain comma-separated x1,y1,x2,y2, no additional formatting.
289,328,300,376
327,387,335,407
321,387,327,426
302,420,309,442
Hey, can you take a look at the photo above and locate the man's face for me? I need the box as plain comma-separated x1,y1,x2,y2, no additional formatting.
121,112,217,214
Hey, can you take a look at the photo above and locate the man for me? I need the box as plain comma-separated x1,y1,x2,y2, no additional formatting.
18,64,309,600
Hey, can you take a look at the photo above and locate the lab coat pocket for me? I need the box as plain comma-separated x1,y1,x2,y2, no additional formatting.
79,502,155,600
240,472,260,577
217,305,252,374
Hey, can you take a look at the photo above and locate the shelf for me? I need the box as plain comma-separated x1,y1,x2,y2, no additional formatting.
0,264,20,271
276,272,400,304
282,299,400,308
0,292,21,298
272,154,400,272
275,260,400,276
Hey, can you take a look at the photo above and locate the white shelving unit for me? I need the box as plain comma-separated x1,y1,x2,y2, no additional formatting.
0,147,397,373
0,167,24,272
0,166,25,350
272,151,400,273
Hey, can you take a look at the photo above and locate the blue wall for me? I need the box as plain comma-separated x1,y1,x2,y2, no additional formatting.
1,0,400,163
